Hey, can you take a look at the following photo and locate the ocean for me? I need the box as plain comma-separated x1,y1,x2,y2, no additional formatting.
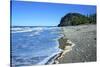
11,26,63,67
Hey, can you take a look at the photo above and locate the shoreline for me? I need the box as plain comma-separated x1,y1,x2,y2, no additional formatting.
45,30,75,64
52,24,96,64
52,36,75,64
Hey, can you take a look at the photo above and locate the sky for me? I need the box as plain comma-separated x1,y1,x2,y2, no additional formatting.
11,1,96,26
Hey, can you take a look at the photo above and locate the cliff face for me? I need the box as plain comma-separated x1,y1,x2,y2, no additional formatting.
58,13,96,27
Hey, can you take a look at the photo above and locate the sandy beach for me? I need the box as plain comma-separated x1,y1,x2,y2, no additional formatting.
57,24,96,63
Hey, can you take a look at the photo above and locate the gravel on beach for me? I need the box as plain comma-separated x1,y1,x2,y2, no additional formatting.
58,24,96,63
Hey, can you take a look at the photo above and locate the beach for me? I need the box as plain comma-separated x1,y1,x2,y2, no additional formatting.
57,24,96,63
11,25,96,66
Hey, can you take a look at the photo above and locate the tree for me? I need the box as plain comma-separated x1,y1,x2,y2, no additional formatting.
58,13,96,27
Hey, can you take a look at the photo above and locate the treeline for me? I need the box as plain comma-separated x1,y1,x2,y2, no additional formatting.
58,13,96,27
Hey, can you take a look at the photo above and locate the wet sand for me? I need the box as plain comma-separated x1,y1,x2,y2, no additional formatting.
58,24,96,63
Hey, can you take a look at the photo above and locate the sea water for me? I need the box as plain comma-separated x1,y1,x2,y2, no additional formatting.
11,26,63,67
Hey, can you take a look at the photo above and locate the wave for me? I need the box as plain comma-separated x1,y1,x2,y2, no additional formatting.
11,27,43,33
20,51,61,67
11,26,63,67
11,27,60,33
12,28,33,33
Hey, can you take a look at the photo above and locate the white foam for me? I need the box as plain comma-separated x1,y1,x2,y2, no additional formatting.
12,28,33,33
30,27,44,36
12,27,43,33
11,27,22,31
37,53,57,65
20,52,61,67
